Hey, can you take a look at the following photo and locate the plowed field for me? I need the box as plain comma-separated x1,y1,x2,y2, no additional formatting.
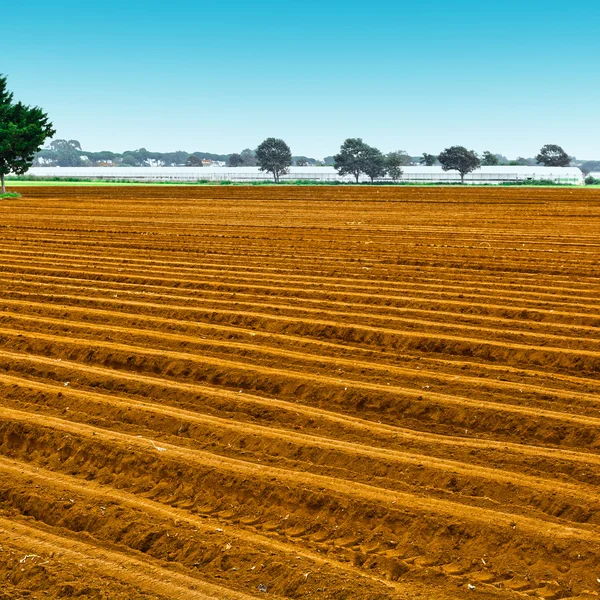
1,185,600,599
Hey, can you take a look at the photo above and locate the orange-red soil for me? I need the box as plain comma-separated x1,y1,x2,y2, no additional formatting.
1,185,600,599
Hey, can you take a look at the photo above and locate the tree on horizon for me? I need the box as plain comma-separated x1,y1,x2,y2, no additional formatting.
256,138,292,183
386,151,406,181
481,151,500,166
438,146,480,183
536,144,570,167
419,153,438,166
0,74,55,193
334,138,370,183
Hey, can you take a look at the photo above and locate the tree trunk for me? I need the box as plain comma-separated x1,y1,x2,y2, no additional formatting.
460,172,465,184
355,172,359,184
0,172,5,195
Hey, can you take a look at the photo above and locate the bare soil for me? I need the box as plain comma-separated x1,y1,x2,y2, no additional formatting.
1,185,600,599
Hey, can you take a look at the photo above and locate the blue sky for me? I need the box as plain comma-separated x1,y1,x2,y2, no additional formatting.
4,0,599,158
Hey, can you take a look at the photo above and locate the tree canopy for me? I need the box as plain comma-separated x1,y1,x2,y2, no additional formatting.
227,153,244,167
0,74,55,193
334,138,367,182
419,153,438,166
240,148,258,166
579,160,600,175
47,139,85,166
536,144,570,167
362,146,387,182
386,151,406,181
481,151,500,166
438,146,480,183
256,138,292,183
186,155,203,167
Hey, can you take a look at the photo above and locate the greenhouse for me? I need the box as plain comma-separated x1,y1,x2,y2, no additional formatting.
23,166,585,185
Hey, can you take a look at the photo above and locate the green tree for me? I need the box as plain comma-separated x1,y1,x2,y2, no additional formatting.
48,139,83,167
481,151,499,166
120,150,143,166
256,137,292,183
0,75,55,193
86,150,119,166
509,157,530,166
160,150,189,166
363,146,387,182
228,153,244,167
386,151,406,181
535,144,570,167
579,160,600,175
333,138,371,183
186,155,203,166
295,158,309,166
240,148,257,166
32,147,58,166
438,146,480,183
419,153,437,166
119,154,139,167
391,150,411,166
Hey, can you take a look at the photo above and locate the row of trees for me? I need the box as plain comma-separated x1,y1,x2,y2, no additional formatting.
420,150,572,168
35,140,232,168
251,138,573,183
33,140,324,169
228,150,327,167
0,73,577,187
35,138,572,179
332,140,485,183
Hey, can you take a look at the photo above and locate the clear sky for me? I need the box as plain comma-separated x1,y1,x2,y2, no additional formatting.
4,0,599,159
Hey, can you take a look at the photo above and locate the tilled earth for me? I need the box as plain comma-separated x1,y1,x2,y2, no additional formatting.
1,185,600,599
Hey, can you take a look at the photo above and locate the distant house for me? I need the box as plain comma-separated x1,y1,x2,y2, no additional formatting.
201,159,213,167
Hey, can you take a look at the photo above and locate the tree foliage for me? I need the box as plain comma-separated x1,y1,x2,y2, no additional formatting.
535,144,570,167
240,148,258,166
33,142,233,167
481,151,499,166
186,155,203,166
333,138,370,183
419,153,438,166
386,151,406,181
228,153,244,167
390,150,411,166
161,150,189,166
48,139,84,166
509,157,532,166
0,74,55,192
256,137,292,183
579,160,600,175
362,146,387,182
334,138,397,182
438,146,480,183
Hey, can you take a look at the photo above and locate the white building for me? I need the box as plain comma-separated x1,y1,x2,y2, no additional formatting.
23,166,584,185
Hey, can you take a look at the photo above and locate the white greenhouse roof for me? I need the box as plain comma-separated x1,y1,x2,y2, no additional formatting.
22,165,584,184
25,166,583,175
